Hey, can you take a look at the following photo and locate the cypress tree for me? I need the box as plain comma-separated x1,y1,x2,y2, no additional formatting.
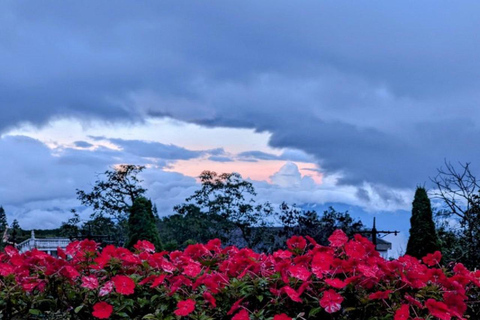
126,197,162,251
406,187,440,258
0,206,7,231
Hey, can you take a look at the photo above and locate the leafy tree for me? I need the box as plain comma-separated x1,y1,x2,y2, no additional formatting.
76,164,147,243
158,207,237,250
126,197,162,251
59,210,81,239
278,203,364,246
0,206,7,231
174,171,273,248
10,219,21,244
406,187,440,259
0,206,7,250
76,164,146,219
431,161,480,268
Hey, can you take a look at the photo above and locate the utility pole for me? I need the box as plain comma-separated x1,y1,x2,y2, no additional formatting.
360,217,399,247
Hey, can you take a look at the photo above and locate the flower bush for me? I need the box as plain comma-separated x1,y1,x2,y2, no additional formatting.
0,231,479,319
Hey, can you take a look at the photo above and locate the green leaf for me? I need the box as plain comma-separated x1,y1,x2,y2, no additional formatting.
29,309,41,315
74,305,84,313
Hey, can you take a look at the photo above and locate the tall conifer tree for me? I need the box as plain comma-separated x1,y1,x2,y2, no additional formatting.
406,187,440,258
0,206,7,231
126,197,162,251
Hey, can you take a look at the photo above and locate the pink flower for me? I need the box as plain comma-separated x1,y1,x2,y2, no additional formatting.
273,314,292,320
99,281,114,297
320,289,343,313
81,276,99,290
133,240,156,253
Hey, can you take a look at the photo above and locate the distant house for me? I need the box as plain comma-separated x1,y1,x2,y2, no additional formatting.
17,231,70,257
365,235,392,259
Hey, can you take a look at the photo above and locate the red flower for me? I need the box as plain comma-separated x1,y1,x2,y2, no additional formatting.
0,263,14,277
184,262,202,277
151,274,166,288
394,304,410,320
325,278,346,289
283,286,302,303
81,276,99,290
203,292,217,307
232,309,250,320
368,290,392,300
227,298,245,315
286,236,307,251
174,299,196,316
112,275,135,295
320,289,343,313
422,251,442,266
425,299,452,320
288,265,311,281
328,230,348,247
62,266,80,280
274,314,292,320
312,252,333,278
92,302,113,319
443,292,467,316
133,240,156,253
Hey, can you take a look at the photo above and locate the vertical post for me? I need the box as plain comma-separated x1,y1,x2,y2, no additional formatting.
372,217,377,247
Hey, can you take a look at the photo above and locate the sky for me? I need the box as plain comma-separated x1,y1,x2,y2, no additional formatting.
2,1,480,255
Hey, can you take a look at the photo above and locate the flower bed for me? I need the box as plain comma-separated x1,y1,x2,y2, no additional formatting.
0,230,479,319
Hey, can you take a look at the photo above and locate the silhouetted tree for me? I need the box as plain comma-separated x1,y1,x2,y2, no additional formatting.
77,164,146,219
406,187,440,259
76,164,147,242
174,171,273,248
126,197,162,251
10,219,21,244
431,161,480,268
278,203,364,246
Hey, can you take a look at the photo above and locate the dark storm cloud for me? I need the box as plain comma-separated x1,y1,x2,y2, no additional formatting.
3,1,480,190
73,141,93,148
107,138,202,160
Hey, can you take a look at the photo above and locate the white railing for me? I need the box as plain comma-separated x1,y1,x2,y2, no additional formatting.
17,238,71,254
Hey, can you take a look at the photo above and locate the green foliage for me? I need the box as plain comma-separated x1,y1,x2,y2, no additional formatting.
76,164,147,243
10,219,23,244
173,171,273,248
0,206,7,250
126,197,162,251
278,203,364,247
0,206,7,231
76,164,146,220
158,207,237,250
406,187,440,258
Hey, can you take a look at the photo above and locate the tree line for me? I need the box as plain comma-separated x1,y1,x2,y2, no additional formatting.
1,161,480,269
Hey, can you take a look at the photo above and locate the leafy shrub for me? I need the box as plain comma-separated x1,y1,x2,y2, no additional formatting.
0,232,479,319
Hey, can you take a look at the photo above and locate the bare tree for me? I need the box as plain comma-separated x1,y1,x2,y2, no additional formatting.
431,161,480,232
431,161,480,267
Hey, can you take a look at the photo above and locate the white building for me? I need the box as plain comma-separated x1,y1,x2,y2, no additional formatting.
17,231,70,256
